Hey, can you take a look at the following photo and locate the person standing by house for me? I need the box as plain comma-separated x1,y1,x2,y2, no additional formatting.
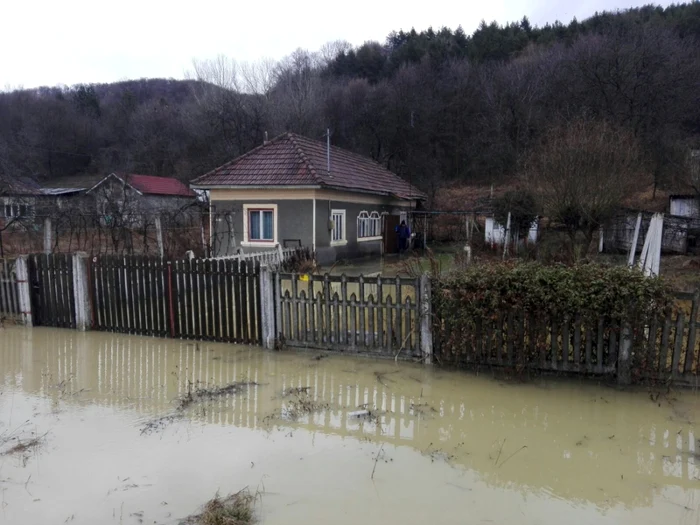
395,220,411,254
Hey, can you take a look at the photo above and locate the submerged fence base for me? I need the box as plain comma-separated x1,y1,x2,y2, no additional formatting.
6,252,700,386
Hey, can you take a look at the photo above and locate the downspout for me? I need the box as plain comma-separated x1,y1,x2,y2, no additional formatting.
312,197,316,252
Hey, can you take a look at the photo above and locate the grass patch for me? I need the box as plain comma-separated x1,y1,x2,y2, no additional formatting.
182,489,256,525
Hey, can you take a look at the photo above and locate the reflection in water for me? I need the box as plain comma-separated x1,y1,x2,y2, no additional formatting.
1,327,699,524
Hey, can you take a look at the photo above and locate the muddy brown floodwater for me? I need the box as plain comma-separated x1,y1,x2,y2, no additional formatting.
0,327,699,524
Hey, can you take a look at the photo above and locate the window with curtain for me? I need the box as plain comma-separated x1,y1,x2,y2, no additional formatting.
248,209,274,241
357,211,381,238
331,210,345,244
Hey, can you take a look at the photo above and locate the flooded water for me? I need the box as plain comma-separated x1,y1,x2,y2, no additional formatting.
1,327,699,525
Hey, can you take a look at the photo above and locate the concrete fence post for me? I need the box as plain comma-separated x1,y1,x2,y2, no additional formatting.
43,217,52,254
420,273,433,364
259,265,276,349
155,216,164,258
15,256,33,327
617,322,632,386
72,252,92,331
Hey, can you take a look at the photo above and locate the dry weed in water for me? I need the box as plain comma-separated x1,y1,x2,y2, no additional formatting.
2,436,45,456
182,489,256,525
141,380,258,434
178,380,258,411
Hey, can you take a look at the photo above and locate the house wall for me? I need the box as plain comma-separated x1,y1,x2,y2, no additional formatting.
211,200,314,256
89,179,196,227
670,197,700,219
209,189,415,262
314,199,408,264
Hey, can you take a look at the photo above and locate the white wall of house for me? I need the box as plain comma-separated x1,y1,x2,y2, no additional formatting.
670,197,700,218
485,217,538,246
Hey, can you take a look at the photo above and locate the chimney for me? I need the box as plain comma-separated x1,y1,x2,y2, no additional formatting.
263,131,269,145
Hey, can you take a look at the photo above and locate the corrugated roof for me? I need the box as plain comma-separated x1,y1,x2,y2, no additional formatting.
1,177,43,196
192,133,426,201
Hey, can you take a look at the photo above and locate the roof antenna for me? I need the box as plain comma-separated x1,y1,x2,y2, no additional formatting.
326,128,331,178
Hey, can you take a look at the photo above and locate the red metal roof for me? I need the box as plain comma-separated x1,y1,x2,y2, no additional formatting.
191,133,426,201
117,174,195,197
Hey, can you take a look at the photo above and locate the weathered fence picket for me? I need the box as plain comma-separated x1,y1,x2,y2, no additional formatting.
27,254,75,328
0,258,20,322
432,290,699,385
89,255,260,344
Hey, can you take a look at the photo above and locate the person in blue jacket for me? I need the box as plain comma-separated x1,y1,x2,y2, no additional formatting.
395,221,411,253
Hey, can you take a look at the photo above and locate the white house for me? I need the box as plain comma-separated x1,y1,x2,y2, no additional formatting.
485,217,539,246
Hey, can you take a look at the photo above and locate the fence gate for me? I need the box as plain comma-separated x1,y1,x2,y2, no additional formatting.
28,254,76,328
0,258,21,322
274,273,424,358
90,255,262,344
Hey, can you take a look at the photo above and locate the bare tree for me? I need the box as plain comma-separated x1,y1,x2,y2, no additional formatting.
318,40,353,66
525,117,648,260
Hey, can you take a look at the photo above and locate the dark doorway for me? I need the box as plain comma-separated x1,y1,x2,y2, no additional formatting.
383,215,401,254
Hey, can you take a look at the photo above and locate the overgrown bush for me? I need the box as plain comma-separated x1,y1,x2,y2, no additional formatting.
434,262,674,326
280,248,316,273
493,190,538,241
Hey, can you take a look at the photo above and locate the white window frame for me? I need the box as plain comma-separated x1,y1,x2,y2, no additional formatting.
4,203,30,218
357,210,383,242
330,209,347,246
242,203,278,248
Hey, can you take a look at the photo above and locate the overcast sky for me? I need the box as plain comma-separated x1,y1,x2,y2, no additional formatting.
1,0,673,89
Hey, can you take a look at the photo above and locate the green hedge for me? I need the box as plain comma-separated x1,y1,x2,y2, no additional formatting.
433,262,674,325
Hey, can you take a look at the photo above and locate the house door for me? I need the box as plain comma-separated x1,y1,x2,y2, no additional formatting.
383,215,401,254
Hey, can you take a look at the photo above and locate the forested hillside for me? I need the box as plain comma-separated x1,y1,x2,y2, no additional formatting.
1,2,699,201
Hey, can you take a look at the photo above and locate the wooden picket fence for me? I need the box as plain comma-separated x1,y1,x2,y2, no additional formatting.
28,254,76,328
207,246,311,267
435,311,621,373
171,258,261,343
0,258,21,321
632,292,699,383
91,256,171,337
433,291,700,385
274,273,424,358
90,255,261,344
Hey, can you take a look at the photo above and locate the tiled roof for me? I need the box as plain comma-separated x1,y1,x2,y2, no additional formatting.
192,133,426,200
115,174,195,197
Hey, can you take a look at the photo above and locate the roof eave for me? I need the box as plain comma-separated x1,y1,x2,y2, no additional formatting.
190,184,323,190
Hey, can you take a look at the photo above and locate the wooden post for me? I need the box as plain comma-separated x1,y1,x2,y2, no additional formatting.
14,256,33,327
276,243,284,265
684,291,699,374
43,217,52,254
420,273,433,364
502,212,511,260
155,216,164,258
617,322,632,386
628,213,642,267
167,261,176,338
71,252,91,331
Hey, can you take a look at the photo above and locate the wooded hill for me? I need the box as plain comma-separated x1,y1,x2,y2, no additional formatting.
1,2,699,202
